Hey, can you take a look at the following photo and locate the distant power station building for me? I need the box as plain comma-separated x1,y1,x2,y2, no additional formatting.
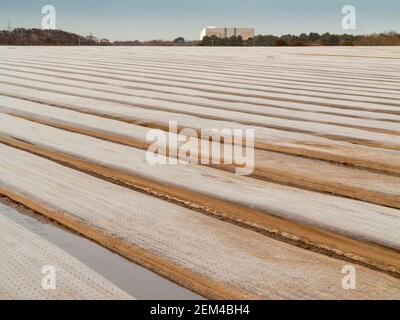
200,27,255,40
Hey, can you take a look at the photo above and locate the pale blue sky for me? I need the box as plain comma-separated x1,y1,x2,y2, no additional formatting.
0,0,399,40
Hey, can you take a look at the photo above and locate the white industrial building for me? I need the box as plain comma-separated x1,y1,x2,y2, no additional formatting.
200,27,255,40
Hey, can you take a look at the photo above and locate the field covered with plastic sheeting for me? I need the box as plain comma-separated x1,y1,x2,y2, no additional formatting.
0,46,399,299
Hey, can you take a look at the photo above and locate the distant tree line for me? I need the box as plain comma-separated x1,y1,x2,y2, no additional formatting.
0,28,103,45
113,37,198,46
199,32,400,46
1,28,399,46
0,29,197,46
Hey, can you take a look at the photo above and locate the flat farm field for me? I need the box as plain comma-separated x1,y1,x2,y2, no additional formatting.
0,46,399,299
